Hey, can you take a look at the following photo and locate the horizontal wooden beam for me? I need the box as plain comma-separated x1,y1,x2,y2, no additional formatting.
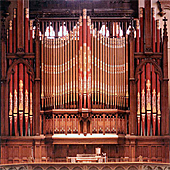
134,52,162,59
6,53,35,59
40,109,130,115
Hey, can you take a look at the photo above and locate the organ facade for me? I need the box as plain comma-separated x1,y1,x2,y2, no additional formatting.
0,0,169,168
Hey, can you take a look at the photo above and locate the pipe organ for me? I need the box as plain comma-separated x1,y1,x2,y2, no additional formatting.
1,0,170,164
39,11,130,135
40,15,129,110
4,4,168,137
135,6,163,136
6,8,34,136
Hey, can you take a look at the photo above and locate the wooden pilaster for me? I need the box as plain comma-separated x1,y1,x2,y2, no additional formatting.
129,25,136,135
145,0,152,52
1,18,8,136
130,139,136,162
34,139,41,162
34,19,41,135
161,17,169,136
17,0,24,51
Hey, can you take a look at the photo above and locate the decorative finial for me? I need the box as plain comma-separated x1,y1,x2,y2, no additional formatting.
136,19,139,30
140,7,143,18
163,17,168,36
152,8,155,18
30,20,33,30
87,16,91,26
83,9,87,19
25,8,29,19
9,20,12,30
79,16,82,26
14,8,16,18
156,20,160,29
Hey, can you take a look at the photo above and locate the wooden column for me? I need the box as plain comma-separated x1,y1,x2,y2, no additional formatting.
17,0,24,51
25,8,29,53
30,20,33,53
145,0,152,52
1,18,8,136
13,8,16,53
161,18,169,136
129,25,136,135
34,19,41,135
140,7,144,52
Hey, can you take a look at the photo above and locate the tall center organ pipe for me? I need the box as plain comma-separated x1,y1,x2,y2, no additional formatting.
83,9,87,108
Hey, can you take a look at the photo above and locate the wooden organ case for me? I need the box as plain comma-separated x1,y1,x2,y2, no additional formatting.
0,0,169,164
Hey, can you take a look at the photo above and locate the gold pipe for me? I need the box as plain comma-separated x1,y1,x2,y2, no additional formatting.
102,35,105,108
97,31,100,106
99,33,102,107
47,38,49,107
41,34,44,109
94,28,97,106
76,25,79,108
53,39,56,108
59,38,62,108
57,38,60,108
105,36,108,107
70,32,73,107
62,37,65,107
73,29,76,106
114,38,117,108
108,37,110,108
44,37,47,108
125,34,129,108
91,26,94,107
68,34,70,108
65,35,68,108
109,38,112,107
50,39,52,107
55,38,58,108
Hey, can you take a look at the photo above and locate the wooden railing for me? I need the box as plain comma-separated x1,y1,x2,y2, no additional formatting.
40,109,130,135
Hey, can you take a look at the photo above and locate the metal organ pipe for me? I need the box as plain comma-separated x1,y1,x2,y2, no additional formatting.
152,8,157,136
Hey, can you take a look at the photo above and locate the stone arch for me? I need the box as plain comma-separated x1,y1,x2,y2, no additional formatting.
46,167,56,170
19,167,28,170
128,166,138,170
72,167,82,170
59,167,69,170
144,166,152,170
135,58,163,82
156,167,163,170
9,168,17,170
33,167,43,170
102,166,112,170
115,166,125,170
6,58,35,83
89,167,99,170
